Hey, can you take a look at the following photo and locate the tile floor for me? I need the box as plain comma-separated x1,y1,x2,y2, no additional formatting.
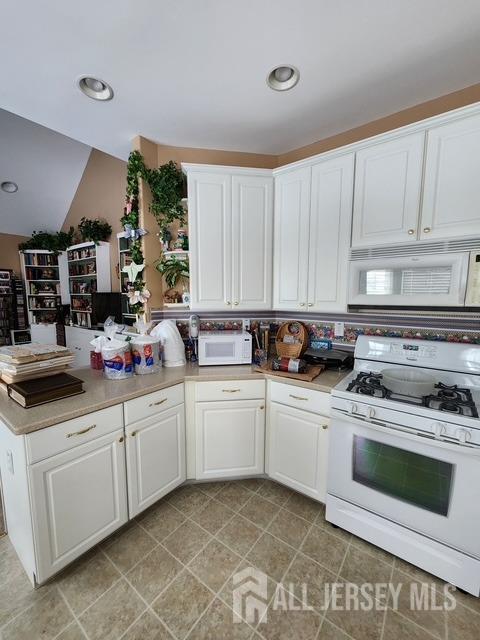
0,479,479,640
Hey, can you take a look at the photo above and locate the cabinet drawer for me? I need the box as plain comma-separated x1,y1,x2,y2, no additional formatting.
124,383,184,426
269,380,331,416
26,404,124,464
195,379,265,402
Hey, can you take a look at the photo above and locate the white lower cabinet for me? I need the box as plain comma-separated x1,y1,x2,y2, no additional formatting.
28,428,128,583
126,403,186,517
195,399,265,479
268,400,329,502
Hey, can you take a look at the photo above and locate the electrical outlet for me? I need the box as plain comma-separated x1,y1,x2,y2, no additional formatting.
334,322,345,338
243,319,250,331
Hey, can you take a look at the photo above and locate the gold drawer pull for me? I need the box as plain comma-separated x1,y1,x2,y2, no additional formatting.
289,394,308,401
149,398,167,407
321,424,329,430
66,424,96,438
222,389,241,393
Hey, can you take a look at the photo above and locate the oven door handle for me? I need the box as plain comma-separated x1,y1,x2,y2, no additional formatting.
330,408,480,456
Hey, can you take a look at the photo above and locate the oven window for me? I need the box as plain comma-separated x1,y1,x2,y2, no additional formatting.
353,436,453,516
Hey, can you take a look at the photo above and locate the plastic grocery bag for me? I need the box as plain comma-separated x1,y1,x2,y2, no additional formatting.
131,319,161,375
90,317,133,379
150,320,186,367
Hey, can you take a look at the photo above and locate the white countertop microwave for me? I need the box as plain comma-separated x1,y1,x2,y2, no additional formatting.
348,249,480,307
198,331,252,366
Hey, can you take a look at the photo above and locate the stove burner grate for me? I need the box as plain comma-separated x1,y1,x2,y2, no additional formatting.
347,373,479,418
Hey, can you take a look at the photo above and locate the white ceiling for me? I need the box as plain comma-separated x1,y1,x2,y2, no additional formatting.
1,1,480,160
0,109,91,236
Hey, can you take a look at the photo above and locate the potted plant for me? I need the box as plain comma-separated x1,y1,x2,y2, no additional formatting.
78,217,112,243
155,255,189,289
19,227,75,253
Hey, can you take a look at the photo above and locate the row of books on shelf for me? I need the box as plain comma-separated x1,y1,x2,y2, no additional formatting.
22,253,59,267
69,263,96,277
68,247,96,261
25,266,59,281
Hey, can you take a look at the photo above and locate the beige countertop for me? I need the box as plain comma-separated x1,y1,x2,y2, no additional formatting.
0,363,350,436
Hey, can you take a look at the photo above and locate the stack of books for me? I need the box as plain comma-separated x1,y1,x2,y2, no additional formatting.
0,343,82,407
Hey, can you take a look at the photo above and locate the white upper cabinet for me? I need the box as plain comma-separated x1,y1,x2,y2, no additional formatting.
307,154,354,311
273,167,311,310
187,171,232,310
421,113,480,240
185,166,273,311
232,174,273,309
351,132,425,247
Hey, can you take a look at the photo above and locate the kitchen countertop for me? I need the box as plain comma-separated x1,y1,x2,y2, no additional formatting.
0,363,350,436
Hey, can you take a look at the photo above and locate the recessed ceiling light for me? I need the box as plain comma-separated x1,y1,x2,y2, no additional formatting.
267,65,300,91
78,76,114,101
1,181,18,193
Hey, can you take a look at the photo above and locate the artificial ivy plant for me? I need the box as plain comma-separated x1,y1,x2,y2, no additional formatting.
124,151,185,232
78,217,112,243
19,227,75,254
155,255,189,289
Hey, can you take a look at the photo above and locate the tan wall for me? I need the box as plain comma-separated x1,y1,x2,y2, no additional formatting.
156,143,277,169
62,148,127,292
0,233,29,275
278,83,480,165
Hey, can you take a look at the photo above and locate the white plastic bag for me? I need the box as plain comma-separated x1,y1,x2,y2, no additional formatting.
150,320,186,367
91,317,133,379
131,319,161,375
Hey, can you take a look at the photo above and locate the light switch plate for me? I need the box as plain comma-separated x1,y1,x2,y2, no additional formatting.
334,322,345,338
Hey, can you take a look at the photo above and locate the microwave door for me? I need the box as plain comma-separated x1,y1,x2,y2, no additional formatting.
348,252,469,307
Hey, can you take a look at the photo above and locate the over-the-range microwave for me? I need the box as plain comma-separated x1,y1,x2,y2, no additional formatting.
198,331,252,366
348,249,480,308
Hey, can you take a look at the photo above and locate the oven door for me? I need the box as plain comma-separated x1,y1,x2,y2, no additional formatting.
328,410,480,558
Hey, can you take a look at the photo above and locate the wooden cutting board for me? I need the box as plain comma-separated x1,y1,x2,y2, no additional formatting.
254,360,325,382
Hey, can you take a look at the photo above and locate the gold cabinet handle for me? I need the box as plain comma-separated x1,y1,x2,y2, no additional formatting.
321,424,328,430
131,431,137,437
308,303,313,307
423,227,431,233
299,302,305,307
407,229,415,235
149,398,167,407
233,301,239,306
222,388,241,393
259,405,265,410
289,394,308,401
66,424,96,438
226,301,231,305
119,436,124,443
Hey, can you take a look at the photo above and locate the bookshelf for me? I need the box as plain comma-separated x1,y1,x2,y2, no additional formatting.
67,241,111,328
117,232,137,326
0,270,13,345
20,250,69,326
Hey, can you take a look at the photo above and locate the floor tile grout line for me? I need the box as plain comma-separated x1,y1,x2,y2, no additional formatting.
100,546,181,640
387,606,445,640
55,585,92,640
0,580,59,633
379,558,396,640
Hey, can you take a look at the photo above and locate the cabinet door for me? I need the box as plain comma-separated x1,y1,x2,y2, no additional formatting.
421,113,480,240
273,167,311,310
195,399,265,479
268,402,329,501
351,132,424,247
126,404,186,518
188,172,232,310
30,323,57,344
29,429,127,583
232,174,273,309
308,154,354,312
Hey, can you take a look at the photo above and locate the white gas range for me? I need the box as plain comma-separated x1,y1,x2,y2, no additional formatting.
326,335,480,595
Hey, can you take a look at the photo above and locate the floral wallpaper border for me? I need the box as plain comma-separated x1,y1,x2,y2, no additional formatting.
175,318,480,346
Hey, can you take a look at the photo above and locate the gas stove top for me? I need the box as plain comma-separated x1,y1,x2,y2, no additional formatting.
346,372,479,418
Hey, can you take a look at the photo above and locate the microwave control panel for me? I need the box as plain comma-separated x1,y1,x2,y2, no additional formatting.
466,252,480,306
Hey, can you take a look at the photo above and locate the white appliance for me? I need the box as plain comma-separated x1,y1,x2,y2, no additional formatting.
327,335,480,595
348,248,480,307
198,331,252,366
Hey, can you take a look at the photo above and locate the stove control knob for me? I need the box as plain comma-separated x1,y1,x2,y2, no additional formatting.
456,428,472,444
431,422,446,438
365,407,375,421
349,403,358,415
